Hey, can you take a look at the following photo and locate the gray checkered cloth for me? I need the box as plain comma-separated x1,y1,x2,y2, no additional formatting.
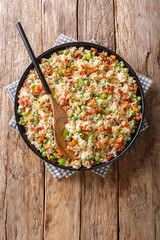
5,34,152,180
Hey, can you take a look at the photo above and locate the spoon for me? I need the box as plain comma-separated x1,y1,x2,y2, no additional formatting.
16,22,78,160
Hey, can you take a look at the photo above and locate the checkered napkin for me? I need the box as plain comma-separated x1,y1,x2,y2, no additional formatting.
5,34,152,180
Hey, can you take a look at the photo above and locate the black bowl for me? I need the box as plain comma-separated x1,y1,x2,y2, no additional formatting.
15,42,145,171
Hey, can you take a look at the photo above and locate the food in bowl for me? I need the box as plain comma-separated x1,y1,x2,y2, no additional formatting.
17,46,142,169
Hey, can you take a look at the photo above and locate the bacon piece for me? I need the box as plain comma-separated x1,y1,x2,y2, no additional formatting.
118,89,123,95
122,95,130,101
18,98,28,107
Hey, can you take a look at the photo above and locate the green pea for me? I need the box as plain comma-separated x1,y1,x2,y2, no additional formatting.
62,129,68,137
50,155,55,160
95,160,100,165
124,68,129,73
89,135,93,140
99,93,107,99
84,80,90,86
69,133,73,138
97,113,102,119
101,108,110,114
77,128,82,133
46,99,50,103
78,114,82,119
83,54,91,60
43,107,46,112
33,120,37,125
121,62,125,68
58,158,66,165
95,156,100,161
115,110,119,115
57,69,62,77
84,135,88,142
31,84,36,89
120,130,124,135
86,156,91,160
21,112,27,116
19,117,24,125
66,138,72,142
96,71,99,75
131,129,135,134
53,153,58,159
81,105,86,110
48,59,52,63
64,50,69,55
52,91,55,96
74,83,79,88
70,62,74,66
52,65,58,69
130,95,134,100
58,50,64,55
50,129,54,133
96,149,101,152
43,139,47,144
81,52,85,56
55,80,58,84
127,136,132,141
79,133,84,139
91,51,95,56
59,79,63,83
42,152,47,157
37,100,40,103
69,114,73,118
48,110,51,114
40,148,45,153
72,116,76,121
79,79,84,85
105,135,110,139
131,110,135,116
137,96,141,101
105,78,109,82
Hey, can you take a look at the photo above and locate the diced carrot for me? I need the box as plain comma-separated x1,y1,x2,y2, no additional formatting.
121,122,129,128
37,137,42,144
110,55,116,61
87,98,96,107
117,135,124,144
91,48,97,53
135,115,141,121
95,142,102,149
33,84,41,92
69,139,77,147
132,105,139,112
40,131,46,138
109,138,115,145
38,114,41,118
102,138,109,144
55,148,63,157
133,85,138,92
98,125,104,134
74,53,79,57
39,101,45,107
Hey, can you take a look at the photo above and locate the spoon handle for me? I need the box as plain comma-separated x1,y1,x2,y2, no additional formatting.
16,22,51,95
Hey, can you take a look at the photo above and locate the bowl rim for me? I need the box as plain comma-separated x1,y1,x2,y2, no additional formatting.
14,41,145,171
